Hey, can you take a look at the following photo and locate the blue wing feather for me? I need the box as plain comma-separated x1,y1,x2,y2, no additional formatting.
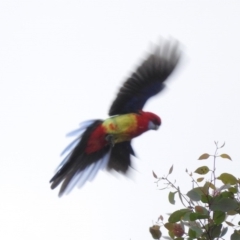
109,40,180,115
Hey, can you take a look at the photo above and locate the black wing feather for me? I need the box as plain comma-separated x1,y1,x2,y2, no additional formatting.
50,120,110,196
50,121,136,196
108,141,135,173
109,40,180,116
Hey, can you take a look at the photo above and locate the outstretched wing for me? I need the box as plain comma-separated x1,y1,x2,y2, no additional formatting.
109,40,181,116
50,120,136,196
50,120,110,196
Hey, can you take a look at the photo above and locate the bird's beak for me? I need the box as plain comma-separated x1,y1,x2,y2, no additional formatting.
148,121,160,130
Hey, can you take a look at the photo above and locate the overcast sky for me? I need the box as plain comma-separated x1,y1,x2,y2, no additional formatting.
1,1,240,240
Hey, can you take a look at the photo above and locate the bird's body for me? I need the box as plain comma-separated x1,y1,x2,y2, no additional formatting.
50,40,181,196
86,111,160,154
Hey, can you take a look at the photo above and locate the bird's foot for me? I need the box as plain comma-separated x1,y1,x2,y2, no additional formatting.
105,134,115,148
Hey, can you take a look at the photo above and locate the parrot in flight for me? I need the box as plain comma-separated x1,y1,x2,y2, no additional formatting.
50,40,181,196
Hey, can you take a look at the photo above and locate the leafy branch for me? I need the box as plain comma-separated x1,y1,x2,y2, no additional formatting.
149,142,240,240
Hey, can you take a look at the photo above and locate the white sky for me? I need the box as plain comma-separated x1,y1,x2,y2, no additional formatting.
1,1,240,240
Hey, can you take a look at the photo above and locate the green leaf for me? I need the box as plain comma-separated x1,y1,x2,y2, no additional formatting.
189,212,208,221
195,205,208,215
194,166,210,175
198,153,210,160
168,230,175,239
220,153,232,160
149,225,161,239
228,210,238,216
168,165,173,175
177,187,185,206
190,226,203,238
196,214,209,220
213,210,226,224
164,222,174,231
220,227,228,238
229,187,238,193
182,212,191,221
168,191,176,205
217,173,237,185
210,224,222,238
189,212,198,221
187,187,205,201
197,177,204,182
188,228,196,238
168,209,191,223
208,181,216,190
203,181,215,191
210,198,238,212
221,191,233,198
231,230,240,240
188,226,203,238
201,194,212,203
225,221,235,227
152,171,158,179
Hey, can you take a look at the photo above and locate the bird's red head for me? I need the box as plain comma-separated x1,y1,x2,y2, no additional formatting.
138,111,161,130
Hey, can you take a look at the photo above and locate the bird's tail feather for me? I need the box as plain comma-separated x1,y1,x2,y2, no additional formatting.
50,121,136,196
50,119,111,196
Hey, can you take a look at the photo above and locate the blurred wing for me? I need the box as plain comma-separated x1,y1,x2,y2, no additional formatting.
50,120,110,197
109,40,181,116
50,121,136,196
108,141,135,173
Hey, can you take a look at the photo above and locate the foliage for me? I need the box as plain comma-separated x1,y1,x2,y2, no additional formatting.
149,142,240,240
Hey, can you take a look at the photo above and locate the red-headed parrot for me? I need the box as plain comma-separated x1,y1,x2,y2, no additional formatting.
50,40,181,196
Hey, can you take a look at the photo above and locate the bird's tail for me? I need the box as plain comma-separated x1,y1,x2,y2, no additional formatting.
50,120,109,196
50,120,135,196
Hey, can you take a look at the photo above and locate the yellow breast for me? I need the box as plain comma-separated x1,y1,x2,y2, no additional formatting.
102,114,138,143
